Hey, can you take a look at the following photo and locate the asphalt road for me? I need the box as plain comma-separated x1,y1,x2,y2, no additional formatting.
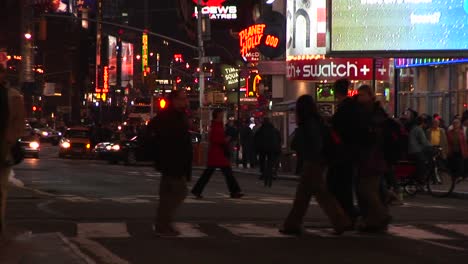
6,144,468,264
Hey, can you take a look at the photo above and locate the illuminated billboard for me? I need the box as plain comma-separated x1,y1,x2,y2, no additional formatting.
331,1,468,53
192,0,237,20
108,35,117,86
121,42,134,88
286,0,326,60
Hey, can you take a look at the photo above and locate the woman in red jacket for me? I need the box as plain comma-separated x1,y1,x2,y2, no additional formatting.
191,109,244,198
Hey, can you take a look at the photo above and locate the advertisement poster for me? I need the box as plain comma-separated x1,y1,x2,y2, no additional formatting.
332,0,468,52
286,0,327,58
108,35,117,86
121,42,134,88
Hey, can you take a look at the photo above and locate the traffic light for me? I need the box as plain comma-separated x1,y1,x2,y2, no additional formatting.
159,98,167,110
32,106,37,112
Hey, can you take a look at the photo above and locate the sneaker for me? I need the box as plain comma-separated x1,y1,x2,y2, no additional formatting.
230,192,244,199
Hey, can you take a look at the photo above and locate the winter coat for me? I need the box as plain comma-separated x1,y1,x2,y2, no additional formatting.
254,122,281,154
447,129,468,158
207,121,231,167
425,128,448,159
148,107,193,178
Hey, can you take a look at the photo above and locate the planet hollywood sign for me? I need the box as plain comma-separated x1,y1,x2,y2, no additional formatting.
193,0,237,20
287,58,390,81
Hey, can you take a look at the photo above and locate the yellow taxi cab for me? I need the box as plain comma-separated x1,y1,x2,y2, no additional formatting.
58,127,92,158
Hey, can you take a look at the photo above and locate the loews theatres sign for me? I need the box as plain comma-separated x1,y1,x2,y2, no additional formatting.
193,0,237,20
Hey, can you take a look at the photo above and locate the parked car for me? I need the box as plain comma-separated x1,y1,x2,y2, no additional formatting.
59,127,92,158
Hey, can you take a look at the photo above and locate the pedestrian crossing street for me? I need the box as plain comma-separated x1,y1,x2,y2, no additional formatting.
70,222,468,248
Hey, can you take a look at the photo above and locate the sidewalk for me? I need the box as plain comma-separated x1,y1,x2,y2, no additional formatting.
0,232,93,264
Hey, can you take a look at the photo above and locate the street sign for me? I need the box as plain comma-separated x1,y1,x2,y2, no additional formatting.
202,56,220,63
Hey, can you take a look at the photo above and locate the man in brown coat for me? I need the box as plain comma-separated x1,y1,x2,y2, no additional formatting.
0,64,25,239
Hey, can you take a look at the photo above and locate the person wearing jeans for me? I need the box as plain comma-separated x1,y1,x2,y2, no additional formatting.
191,109,244,199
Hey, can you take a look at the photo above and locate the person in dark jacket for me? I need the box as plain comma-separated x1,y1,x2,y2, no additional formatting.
191,109,244,199
328,78,360,221
354,85,392,232
239,119,255,169
147,90,192,236
254,118,281,187
281,95,351,235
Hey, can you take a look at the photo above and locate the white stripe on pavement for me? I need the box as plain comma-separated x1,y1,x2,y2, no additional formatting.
388,225,451,240
220,223,293,238
71,237,130,264
77,223,130,238
436,224,468,237
174,223,208,238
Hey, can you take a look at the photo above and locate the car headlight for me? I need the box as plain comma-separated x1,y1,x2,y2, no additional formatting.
111,144,120,151
42,131,49,136
105,145,112,151
61,142,71,149
29,142,40,150
58,132,62,136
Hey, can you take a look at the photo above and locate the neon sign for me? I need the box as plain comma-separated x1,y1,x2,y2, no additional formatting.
395,58,468,68
193,0,237,20
239,24,266,58
142,33,149,76
265,35,279,48
103,66,109,93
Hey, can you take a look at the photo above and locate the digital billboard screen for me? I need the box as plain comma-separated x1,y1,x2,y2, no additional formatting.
121,42,134,88
108,35,117,86
331,0,468,53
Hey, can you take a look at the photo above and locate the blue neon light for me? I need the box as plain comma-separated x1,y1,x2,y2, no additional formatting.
395,58,468,68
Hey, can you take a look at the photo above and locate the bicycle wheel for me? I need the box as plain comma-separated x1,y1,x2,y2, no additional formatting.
427,167,455,197
403,184,418,196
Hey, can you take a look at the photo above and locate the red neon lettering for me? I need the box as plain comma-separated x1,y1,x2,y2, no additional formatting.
239,24,266,57
103,66,109,93
265,35,279,48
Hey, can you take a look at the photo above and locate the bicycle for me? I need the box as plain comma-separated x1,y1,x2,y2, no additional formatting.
395,147,456,197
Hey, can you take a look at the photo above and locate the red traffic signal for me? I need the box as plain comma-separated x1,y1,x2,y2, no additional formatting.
32,106,37,111
159,98,167,109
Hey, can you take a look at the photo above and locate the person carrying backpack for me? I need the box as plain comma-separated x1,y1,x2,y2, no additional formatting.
254,118,281,187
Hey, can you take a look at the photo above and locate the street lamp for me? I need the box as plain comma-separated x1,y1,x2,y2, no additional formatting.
24,33,32,40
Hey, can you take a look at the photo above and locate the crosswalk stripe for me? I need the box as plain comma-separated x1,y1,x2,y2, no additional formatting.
60,196,98,203
174,223,208,238
103,197,152,204
77,223,130,238
436,224,468,237
388,225,451,240
220,223,293,238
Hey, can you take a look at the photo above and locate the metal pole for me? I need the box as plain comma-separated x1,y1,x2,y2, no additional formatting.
197,0,205,135
236,65,241,165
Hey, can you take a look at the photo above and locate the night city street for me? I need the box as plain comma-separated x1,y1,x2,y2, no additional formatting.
4,0,468,263
2,144,468,264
